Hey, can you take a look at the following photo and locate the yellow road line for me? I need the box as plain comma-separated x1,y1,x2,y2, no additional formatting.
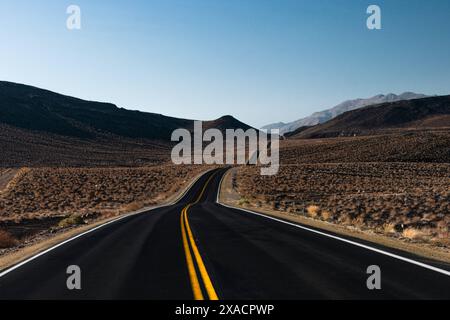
180,207,204,300
180,170,220,300
183,206,219,300
192,171,217,205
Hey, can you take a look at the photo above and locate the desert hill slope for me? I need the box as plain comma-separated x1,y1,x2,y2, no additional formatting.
291,95,450,139
0,81,194,140
0,81,254,141
0,81,253,166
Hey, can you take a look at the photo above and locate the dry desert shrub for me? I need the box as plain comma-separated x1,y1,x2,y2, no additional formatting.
436,220,449,239
0,165,208,220
383,223,397,234
280,131,450,164
239,198,250,206
121,202,145,213
321,210,332,221
58,215,85,228
0,167,30,195
234,162,450,245
402,228,426,240
0,230,18,248
307,205,319,218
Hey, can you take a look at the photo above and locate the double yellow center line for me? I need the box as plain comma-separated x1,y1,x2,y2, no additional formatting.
180,172,219,300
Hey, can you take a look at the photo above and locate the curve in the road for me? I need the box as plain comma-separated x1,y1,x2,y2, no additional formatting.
0,167,449,300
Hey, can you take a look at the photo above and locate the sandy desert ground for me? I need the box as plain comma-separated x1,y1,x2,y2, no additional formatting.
0,165,210,251
232,131,450,248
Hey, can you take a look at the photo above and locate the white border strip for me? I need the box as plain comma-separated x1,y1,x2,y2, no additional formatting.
216,169,450,277
0,168,214,278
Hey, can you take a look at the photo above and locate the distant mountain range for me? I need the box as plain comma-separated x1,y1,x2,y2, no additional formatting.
1,81,448,167
262,92,428,134
289,95,450,139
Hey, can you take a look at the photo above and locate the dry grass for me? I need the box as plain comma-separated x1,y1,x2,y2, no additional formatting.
280,130,450,164
0,165,207,221
0,165,211,247
0,124,172,167
383,223,397,234
234,162,450,246
402,228,427,240
321,210,332,221
307,205,319,218
0,230,18,249
58,215,85,228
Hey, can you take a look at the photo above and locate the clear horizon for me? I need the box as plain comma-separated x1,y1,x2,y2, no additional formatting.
1,0,450,128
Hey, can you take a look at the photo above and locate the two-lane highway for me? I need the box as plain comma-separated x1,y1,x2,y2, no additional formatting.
0,168,449,299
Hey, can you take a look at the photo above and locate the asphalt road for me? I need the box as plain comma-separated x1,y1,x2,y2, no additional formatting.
0,168,449,300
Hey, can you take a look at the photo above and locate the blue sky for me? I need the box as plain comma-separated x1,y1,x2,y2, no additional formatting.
1,0,450,128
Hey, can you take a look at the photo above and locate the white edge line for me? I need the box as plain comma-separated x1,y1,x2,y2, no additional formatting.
216,168,450,277
0,168,215,278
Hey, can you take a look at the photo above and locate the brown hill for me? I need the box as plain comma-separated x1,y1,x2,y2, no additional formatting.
0,81,253,166
203,115,253,132
291,95,450,139
283,126,312,138
0,81,195,140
